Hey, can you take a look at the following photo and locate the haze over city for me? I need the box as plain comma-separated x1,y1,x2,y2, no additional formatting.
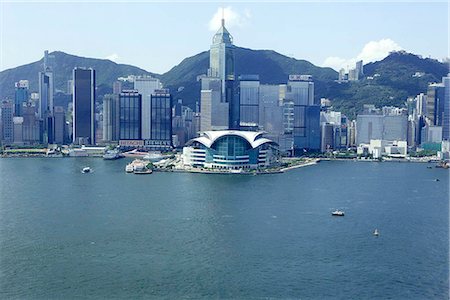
0,1,448,73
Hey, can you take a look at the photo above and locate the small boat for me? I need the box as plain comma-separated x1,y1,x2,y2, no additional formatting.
103,149,123,160
373,229,379,236
434,178,440,182
133,169,153,175
331,210,345,216
125,164,134,173
82,167,91,173
426,166,433,169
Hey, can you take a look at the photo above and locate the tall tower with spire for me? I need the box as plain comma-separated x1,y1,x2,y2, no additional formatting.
200,16,239,130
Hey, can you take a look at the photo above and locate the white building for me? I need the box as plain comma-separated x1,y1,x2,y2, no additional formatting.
134,76,162,140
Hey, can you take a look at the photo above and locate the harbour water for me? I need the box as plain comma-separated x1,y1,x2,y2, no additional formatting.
0,158,448,299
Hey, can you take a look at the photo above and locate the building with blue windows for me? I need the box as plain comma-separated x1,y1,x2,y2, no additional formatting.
119,90,141,140
183,130,279,170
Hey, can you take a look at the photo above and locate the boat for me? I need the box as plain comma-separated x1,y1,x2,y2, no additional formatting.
122,149,149,158
82,167,91,173
143,152,170,162
125,164,134,173
436,161,449,169
373,229,379,236
434,178,440,182
103,149,123,160
125,159,152,174
331,210,345,216
133,169,153,175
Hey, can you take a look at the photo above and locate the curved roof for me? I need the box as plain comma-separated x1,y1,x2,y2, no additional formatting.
186,130,277,149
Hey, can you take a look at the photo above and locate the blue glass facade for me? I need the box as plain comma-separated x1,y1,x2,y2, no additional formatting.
150,92,172,144
14,86,28,116
120,91,141,140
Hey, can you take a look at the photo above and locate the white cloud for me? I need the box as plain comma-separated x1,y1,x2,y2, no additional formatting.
105,53,119,62
323,39,403,71
208,7,251,31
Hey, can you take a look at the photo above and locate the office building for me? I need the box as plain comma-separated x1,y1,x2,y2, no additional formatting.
119,90,141,140
13,117,24,145
14,80,29,116
356,114,384,145
239,75,260,130
134,76,161,139
53,106,66,144
22,103,40,144
1,100,14,143
321,123,334,152
200,77,228,131
102,94,120,142
149,89,172,150
443,76,450,140
200,17,236,131
73,68,96,145
426,83,445,126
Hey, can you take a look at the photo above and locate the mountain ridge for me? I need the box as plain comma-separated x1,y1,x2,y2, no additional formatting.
0,49,447,118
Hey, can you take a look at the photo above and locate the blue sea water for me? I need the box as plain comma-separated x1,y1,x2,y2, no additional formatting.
0,158,448,299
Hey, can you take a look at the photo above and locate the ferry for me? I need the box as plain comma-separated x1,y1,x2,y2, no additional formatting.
331,210,345,216
103,149,123,160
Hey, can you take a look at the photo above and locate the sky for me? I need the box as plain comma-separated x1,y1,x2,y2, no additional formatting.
0,0,448,73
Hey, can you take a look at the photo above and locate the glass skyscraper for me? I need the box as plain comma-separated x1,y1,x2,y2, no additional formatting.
73,68,96,145
119,90,142,140
150,90,172,146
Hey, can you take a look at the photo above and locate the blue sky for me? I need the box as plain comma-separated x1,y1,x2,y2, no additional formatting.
0,1,448,73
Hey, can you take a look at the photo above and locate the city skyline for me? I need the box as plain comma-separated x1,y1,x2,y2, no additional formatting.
1,1,448,73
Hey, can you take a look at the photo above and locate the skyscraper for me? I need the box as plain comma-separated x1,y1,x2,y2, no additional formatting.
239,75,260,130
133,76,161,140
443,75,450,140
14,80,29,116
209,18,235,98
1,100,14,143
201,17,237,131
149,89,172,150
102,94,120,142
119,90,141,140
73,68,96,145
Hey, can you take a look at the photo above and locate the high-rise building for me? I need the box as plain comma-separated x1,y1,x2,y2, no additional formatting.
14,80,29,116
149,89,172,150
1,100,14,143
239,75,260,130
426,83,445,126
200,77,228,131
102,94,120,142
53,106,66,144
38,72,51,119
73,68,96,145
356,114,384,145
209,18,235,99
119,90,141,140
321,123,334,152
113,81,122,95
200,17,236,131
22,103,40,144
134,76,161,140
355,60,364,80
443,75,450,140
357,109,408,145
13,117,24,145
287,76,320,151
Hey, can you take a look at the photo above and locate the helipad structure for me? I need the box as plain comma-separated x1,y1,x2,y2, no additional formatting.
182,130,279,170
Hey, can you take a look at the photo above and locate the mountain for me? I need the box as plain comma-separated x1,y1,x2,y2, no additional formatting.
0,51,154,99
321,51,449,118
0,49,447,119
160,47,338,108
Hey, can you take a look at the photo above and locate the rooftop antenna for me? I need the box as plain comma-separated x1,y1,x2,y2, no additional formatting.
221,7,225,27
